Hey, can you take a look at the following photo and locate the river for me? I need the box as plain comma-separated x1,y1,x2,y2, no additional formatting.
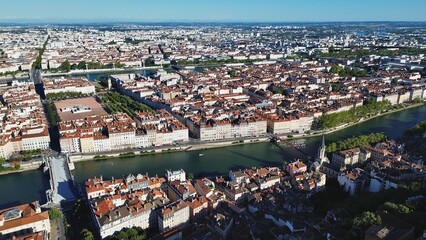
0,105,425,208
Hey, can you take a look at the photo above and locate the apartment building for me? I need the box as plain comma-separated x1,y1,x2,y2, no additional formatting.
167,180,197,201
284,160,307,177
86,174,171,238
85,174,167,200
59,111,188,153
158,199,190,232
337,168,366,196
92,195,156,239
136,110,189,146
166,169,186,182
0,82,50,159
189,115,267,141
0,201,51,239
266,112,314,134
43,77,96,95
186,196,208,221
331,148,371,169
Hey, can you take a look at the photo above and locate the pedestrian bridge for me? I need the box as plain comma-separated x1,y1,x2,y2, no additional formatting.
43,155,77,206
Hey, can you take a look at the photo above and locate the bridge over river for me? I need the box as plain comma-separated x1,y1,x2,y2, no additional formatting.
43,155,77,208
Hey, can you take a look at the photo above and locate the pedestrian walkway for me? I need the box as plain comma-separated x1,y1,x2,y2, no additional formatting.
47,156,76,204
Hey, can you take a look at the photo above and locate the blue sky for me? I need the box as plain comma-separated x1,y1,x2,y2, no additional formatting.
0,0,425,23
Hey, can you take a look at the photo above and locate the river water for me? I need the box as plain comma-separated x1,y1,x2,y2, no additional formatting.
0,105,425,208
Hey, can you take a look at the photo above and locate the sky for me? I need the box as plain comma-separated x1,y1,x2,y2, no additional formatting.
0,0,425,23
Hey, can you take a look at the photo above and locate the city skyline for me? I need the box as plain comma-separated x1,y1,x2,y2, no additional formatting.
1,0,426,23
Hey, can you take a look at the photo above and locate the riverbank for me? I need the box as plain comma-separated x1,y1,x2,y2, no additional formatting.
0,160,43,175
69,102,425,162
0,67,162,82
1,103,424,175
0,74,30,82
0,61,252,81
289,102,426,140
41,66,161,77
69,137,270,163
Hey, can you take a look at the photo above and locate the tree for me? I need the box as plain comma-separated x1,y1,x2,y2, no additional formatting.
48,208,62,221
110,227,147,240
144,57,155,67
329,65,366,77
317,100,392,130
330,65,343,74
163,52,172,59
187,173,195,179
126,227,138,238
272,87,284,95
59,60,71,72
331,83,340,92
353,211,382,230
78,61,87,70
391,79,399,85
404,120,426,137
80,228,95,240
412,97,423,104
326,132,387,153
227,70,237,77
98,77,109,89
382,202,412,214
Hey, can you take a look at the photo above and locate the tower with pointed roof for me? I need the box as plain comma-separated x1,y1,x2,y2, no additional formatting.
316,134,329,164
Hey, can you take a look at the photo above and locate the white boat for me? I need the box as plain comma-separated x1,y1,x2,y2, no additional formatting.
199,153,204,156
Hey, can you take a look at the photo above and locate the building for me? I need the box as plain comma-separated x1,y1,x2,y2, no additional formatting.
0,201,51,239
90,188,170,239
166,169,186,182
92,196,154,239
211,212,233,240
85,174,167,200
229,170,247,184
188,115,267,142
59,110,188,154
310,135,333,174
167,180,197,201
337,168,366,196
215,180,250,204
158,200,190,232
186,196,209,221
136,110,189,146
266,112,313,134
331,148,371,169
0,82,50,159
43,77,96,95
284,160,307,177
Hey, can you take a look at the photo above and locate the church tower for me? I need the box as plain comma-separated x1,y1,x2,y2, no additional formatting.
316,134,329,164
